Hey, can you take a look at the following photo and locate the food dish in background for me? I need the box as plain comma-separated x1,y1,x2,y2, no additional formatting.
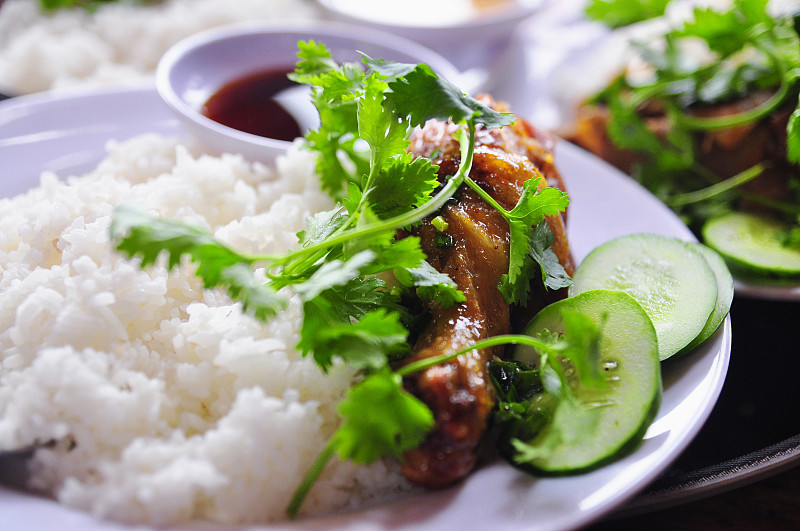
567,2,800,284
317,0,552,89
0,0,322,95
0,84,730,531
319,0,548,28
0,0,547,98
482,0,800,299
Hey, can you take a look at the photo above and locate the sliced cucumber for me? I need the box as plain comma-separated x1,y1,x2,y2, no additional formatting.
702,212,800,278
511,290,661,474
680,243,733,353
569,234,717,361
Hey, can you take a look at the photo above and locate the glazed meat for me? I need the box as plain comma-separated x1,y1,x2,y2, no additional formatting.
567,91,799,205
400,99,574,487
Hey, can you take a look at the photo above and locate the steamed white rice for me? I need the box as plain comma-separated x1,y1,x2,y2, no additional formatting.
0,0,320,94
0,134,411,524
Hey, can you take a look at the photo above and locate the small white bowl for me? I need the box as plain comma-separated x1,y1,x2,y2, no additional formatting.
156,21,463,163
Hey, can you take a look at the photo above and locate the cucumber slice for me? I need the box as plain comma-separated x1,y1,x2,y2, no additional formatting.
702,212,800,278
569,234,717,361
511,290,661,474
680,243,733,353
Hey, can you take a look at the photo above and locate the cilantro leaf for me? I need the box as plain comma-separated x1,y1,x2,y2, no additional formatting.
498,221,573,305
787,96,800,165
304,127,362,197
296,207,348,247
219,264,286,321
361,235,426,275
292,250,375,301
498,257,538,306
368,153,440,219
357,84,409,173
286,365,432,518
529,222,574,291
508,179,570,224
678,5,751,56
490,178,570,304
111,206,287,320
500,218,537,304
384,63,514,129
319,63,368,105
111,205,252,287
584,0,670,28
394,260,466,308
315,276,405,322
297,270,410,370
301,307,409,371
290,40,338,84
332,368,434,463
361,55,418,79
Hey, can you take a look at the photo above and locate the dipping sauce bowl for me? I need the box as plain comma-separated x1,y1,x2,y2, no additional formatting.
156,21,462,163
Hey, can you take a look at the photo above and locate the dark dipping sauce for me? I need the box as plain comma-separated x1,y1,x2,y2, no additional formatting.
201,67,302,142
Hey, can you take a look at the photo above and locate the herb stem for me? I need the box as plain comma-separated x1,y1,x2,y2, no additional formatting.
735,191,800,215
396,334,555,377
463,175,509,215
286,437,338,519
676,44,792,131
265,121,478,271
667,163,768,206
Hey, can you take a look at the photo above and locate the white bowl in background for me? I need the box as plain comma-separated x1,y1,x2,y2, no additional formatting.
317,0,551,75
156,20,462,163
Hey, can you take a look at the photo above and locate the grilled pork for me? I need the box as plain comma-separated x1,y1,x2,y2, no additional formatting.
567,91,798,205
401,98,574,487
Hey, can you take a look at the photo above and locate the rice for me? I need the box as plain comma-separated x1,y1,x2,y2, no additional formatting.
0,134,412,525
0,0,321,95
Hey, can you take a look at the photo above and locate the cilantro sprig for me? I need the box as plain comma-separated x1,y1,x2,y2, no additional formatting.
460,175,571,303
589,0,800,234
288,314,606,517
111,41,573,518
489,310,607,464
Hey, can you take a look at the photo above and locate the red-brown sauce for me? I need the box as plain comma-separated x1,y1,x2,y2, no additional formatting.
201,67,302,141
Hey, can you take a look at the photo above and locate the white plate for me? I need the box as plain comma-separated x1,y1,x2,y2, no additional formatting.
0,85,731,531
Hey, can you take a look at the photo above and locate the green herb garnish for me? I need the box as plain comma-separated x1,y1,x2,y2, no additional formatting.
38,0,157,12
585,0,671,28
111,42,581,517
588,0,800,236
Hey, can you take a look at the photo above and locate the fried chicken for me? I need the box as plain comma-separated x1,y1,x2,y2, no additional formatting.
400,98,573,487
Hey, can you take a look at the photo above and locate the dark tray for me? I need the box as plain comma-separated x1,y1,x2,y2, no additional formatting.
602,296,800,519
